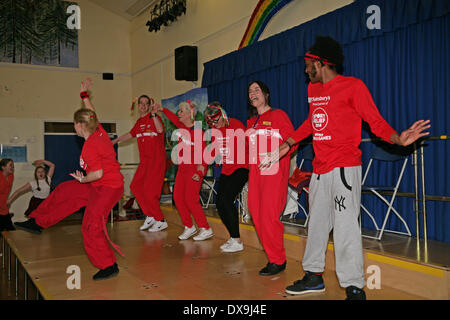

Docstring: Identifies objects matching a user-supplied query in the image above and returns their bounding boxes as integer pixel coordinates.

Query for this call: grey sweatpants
[302,166,365,289]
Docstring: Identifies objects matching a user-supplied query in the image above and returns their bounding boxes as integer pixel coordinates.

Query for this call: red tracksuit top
[130,114,165,160]
[162,109,207,170]
[291,75,397,174]
[210,117,248,176]
[246,108,295,167]
[80,124,124,188]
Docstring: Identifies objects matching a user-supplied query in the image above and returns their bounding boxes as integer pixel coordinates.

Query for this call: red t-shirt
[130,114,165,160]
[0,172,13,215]
[80,124,124,188]
[246,108,295,168]
[291,75,397,174]
[162,108,206,169]
[209,117,248,176]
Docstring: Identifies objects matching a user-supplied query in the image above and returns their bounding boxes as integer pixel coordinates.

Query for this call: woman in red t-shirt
[0,158,15,231]
[15,78,124,281]
[112,95,167,232]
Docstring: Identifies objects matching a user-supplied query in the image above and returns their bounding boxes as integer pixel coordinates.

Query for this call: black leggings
[216,168,249,238]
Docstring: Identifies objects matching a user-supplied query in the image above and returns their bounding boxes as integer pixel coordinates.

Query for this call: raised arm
[80,77,95,112]
[34,159,55,179]
[154,103,186,129]
[150,103,164,134]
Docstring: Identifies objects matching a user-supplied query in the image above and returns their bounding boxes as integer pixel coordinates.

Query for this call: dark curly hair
[308,36,344,74]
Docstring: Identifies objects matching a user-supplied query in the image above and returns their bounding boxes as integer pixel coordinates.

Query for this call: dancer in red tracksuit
[15,78,124,281]
[154,101,214,241]
[246,81,295,276]
[112,95,167,232]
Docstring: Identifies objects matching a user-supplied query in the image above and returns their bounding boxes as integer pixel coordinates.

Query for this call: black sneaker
[93,263,119,281]
[14,218,42,235]
[285,271,325,295]
[345,286,366,300]
[258,261,286,276]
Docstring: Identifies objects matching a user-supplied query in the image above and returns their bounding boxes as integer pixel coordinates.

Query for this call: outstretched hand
[258,149,280,170]
[69,170,85,183]
[396,120,431,146]
[80,78,92,93]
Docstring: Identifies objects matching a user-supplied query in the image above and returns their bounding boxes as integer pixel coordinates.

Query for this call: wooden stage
[1,204,449,300]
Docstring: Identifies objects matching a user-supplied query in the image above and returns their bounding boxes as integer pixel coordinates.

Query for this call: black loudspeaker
[175,46,198,81]
[102,73,114,80]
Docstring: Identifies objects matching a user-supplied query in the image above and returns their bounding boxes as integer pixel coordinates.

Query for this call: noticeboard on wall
[0,145,27,163]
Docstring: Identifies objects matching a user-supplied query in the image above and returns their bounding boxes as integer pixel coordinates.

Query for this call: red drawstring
[102,218,125,257]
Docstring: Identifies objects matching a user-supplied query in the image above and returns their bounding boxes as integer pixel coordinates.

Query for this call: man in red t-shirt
[260,36,430,300]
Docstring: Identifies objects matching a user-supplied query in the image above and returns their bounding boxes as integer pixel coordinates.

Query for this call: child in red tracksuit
[246,81,295,276]
[15,78,124,281]
[155,101,214,241]
[112,95,167,232]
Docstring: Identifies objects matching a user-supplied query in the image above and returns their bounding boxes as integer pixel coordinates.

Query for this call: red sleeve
[162,108,186,129]
[129,119,139,137]
[352,80,397,143]
[290,115,313,144]
[83,143,102,172]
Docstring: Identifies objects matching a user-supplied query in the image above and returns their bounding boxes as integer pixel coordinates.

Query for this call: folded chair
[285,145,314,227]
[360,146,412,240]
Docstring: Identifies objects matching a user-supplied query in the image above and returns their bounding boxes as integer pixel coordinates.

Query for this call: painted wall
[0,0,137,221]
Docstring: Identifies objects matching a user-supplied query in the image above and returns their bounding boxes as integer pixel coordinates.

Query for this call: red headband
[304,53,336,66]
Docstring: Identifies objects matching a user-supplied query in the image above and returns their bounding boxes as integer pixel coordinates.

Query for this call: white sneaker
[148,220,168,232]
[140,216,155,230]
[220,238,234,250]
[193,228,214,241]
[178,226,197,240]
[221,238,244,253]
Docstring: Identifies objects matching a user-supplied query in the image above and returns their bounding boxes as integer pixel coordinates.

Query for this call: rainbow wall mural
[238,0,293,49]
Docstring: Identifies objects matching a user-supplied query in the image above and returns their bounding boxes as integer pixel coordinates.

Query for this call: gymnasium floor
[3,204,447,300]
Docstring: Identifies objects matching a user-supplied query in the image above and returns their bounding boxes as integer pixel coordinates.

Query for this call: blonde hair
[73,108,99,134]
[179,100,197,121]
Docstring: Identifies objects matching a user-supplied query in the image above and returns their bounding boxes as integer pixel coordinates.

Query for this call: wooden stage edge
[1,203,449,300]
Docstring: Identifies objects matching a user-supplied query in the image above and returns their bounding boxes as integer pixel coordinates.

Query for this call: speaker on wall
[175,46,198,81]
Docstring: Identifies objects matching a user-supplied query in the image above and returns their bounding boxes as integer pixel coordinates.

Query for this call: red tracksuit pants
[247,157,290,265]
[173,164,210,229]
[29,180,124,270]
[130,156,165,221]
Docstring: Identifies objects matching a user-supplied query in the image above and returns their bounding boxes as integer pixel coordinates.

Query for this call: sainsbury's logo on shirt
[79,157,87,170]
[308,96,331,103]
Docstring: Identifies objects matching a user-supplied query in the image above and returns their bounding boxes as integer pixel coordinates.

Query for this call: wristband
[80,91,89,100]
[285,140,292,149]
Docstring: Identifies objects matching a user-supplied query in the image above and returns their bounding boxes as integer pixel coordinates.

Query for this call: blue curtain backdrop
[201,0,450,242]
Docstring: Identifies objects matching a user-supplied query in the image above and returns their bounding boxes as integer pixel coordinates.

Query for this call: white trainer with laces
[148,220,168,232]
[178,226,197,240]
[140,216,155,230]
[193,228,214,241]
[220,238,234,250]
[221,238,244,252]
